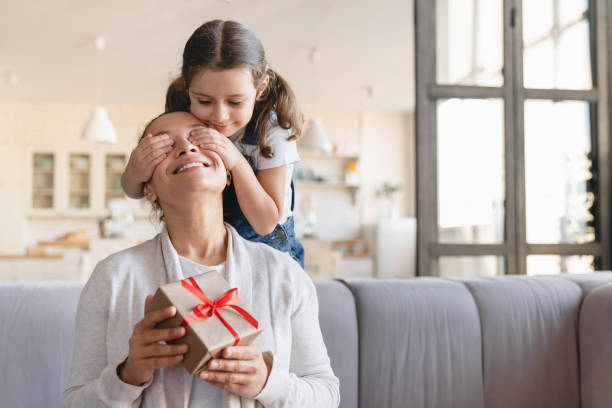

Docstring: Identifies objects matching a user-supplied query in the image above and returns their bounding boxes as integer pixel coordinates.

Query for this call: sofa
[2,273,612,408]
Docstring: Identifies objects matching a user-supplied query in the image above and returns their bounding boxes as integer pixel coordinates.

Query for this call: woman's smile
[173,159,213,175]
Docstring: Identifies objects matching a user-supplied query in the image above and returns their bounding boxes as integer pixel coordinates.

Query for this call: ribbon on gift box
[179,277,259,346]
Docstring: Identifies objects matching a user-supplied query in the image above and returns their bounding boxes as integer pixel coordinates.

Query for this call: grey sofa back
[3,274,612,408]
[0,280,359,408]
[346,278,484,408]
[0,282,82,408]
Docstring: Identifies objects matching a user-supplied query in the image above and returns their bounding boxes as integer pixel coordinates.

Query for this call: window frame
[415,0,610,275]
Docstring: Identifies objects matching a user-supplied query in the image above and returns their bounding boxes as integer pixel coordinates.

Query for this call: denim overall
[223,118,305,268]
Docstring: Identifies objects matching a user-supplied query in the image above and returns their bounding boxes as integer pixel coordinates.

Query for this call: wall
[0,99,162,253]
[300,111,414,248]
[0,100,415,256]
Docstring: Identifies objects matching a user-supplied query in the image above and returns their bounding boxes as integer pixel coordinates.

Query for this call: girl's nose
[212,105,229,122]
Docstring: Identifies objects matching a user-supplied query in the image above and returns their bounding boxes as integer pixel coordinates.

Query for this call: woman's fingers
[135,306,176,333]
[200,370,251,385]
[140,326,186,345]
[206,358,256,374]
[135,342,188,359]
[223,346,260,360]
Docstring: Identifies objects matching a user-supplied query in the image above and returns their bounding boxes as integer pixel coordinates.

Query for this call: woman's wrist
[117,358,148,386]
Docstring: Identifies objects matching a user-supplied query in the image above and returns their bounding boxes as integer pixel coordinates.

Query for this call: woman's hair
[165,19,303,158]
[138,112,172,223]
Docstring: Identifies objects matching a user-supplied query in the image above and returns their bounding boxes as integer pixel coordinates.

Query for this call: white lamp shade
[299,118,332,153]
[82,105,118,143]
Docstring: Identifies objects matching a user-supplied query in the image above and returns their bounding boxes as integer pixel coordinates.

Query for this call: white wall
[0,99,162,253]
[0,100,414,255]
[299,110,415,251]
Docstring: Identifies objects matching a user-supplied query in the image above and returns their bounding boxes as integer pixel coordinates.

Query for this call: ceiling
[0,0,414,111]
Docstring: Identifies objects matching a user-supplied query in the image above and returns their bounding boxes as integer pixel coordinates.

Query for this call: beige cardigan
[62,224,339,408]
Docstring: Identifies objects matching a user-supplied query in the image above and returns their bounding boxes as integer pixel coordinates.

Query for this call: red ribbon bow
[179,277,259,346]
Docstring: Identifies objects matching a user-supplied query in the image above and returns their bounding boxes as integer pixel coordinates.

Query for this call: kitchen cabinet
[68,153,92,209]
[26,149,146,218]
[31,152,56,209]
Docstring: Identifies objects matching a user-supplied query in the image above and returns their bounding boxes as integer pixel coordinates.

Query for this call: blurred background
[1,0,607,281]
[0,0,415,281]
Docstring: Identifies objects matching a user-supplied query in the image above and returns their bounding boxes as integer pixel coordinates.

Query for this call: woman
[62,111,339,407]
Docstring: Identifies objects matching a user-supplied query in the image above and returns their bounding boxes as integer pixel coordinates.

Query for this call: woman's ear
[256,75,270,100]
[143,183,158,203]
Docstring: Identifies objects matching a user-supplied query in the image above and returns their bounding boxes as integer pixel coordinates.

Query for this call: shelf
[295,181,360,189]
[0,254,62,260]
[38,239,90,249]
[300,152,359,161]
[27,210,108,220]
[295,181,360,204]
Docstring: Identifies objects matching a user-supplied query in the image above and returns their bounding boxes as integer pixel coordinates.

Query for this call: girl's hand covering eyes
[126,134,174,183]
[189,127,246,171]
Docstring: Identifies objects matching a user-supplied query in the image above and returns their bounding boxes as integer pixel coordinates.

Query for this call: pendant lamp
[299,46,332,154]
[83,105,118,143]
[299,118,333,153]
[82,36,118,143]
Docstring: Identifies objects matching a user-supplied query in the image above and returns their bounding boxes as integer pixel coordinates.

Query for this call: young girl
[121,20,305,267]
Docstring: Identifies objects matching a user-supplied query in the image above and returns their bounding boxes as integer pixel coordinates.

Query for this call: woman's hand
[189,127,246,171]
[198,345,272,398]
[118,295,188,386]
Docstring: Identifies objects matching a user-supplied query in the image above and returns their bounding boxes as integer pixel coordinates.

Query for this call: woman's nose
[175,138,198,156]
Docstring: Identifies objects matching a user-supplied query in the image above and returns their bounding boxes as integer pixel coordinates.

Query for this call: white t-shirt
[229,121,300,224]
[178,256,225,406]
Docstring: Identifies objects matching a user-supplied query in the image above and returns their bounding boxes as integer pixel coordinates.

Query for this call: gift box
[147,271,262,375]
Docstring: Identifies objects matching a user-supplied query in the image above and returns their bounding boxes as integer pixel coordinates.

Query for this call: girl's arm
[189,127,287,236]
[232,160,286,235]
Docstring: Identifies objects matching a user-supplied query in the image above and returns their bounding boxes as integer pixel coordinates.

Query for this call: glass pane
[69,154,91,209]
[105,154,126,206]
[437,99,505,243]
[527,255,595,275]
[436,0,503,86]
[525,100,595,244]
[438,256,504,277]
[523,1,592,89]
[32,153,54,209]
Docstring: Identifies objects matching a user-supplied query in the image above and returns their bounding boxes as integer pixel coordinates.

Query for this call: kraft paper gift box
[147,271,262,375]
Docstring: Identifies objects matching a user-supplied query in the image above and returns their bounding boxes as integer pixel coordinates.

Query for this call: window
[415,0,610,275]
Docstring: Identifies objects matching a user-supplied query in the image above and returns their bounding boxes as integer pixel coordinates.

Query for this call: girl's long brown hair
[165,20,303,158]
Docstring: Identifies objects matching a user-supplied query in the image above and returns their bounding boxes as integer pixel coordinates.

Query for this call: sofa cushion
[458,276,581,408]
[0,281,83,408]
[577,282,612,408]
[0,280,357,408]
[346,278,484,408]
[556,271,612,294]
[315,280,358,408]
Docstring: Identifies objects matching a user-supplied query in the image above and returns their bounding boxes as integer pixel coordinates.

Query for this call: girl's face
[188,66,263,137]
